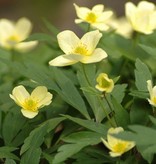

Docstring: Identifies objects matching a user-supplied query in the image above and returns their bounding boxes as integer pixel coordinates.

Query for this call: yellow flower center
[100,78,111,88]
[113,142,128,153]
[86,12,97,23]
[6,35,20,46]
[23,98,38,112]
[152,97,156,104]
[73,44,90,56]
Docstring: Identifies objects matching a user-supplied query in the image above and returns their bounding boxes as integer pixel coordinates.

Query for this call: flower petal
[101,138,113,151]
[109,151,123,157]
[49,54,78,66]
[10,85,30,106]
[92,23,110,31]
[57,30,80,54]
[81,30,102,53]
[97,11,113,22]
[0,19,14,38]
[21,108,38,119]
[38,92,53,107]
[14,41,38,52]
[74,3,90,20]
[75,19,84,24]
[92,4,104,13]
[31,86,52,107]
[147,80,153,96]
[80,48,107,64]
[125,2,136,18]
[138,1,155,11]
[15,17,32,40]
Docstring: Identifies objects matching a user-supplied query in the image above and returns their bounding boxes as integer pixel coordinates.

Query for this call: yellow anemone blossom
[10,85,53,119]
[95,73,114,93]
[125,1,156,34]
[49,30,107,66]
[107,16,132,38]
[74,4,113,31]
[101,127,135,157]
[147,80,156,107]
[0,17,38,52]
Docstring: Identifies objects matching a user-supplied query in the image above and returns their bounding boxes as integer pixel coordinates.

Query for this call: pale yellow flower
[101,127,135,157]
[10,85,53,119]
[49,30,107,66]
[125,1,156,34]
[107,16,132,38]
[0,17,38,52]
[74,4,113,31]
[147,80,156,107]
[95,73,114,93]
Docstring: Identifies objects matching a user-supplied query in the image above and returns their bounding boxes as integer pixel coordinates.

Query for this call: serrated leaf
[111,96,130,127]
[53,143,87,164]
[135,59,152,91]
[52,67,90,120]
[77,64,105,122]
[20,117,65,155]
[62,115,107,135]
[111,84,127,103]
[130,99,150,125]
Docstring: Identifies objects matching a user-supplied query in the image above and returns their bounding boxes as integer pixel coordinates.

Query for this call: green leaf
[130,99,150,125]
[52,67,90,120]
[56,131,103,163]
[5,159,16,164]
[53,143,87,164]
[111,96,130,128]
[130,90,148,99]
[134,58,152,91]
[149,115,156,125]
[20,117,65,155]
[111,84,127,103]
[137,145,156,164]
[62,115,107,135]
[2,109,27,146]
[0,147,19,161]
[20,148,41,164]
[77,64,105,122]
[139,44,156,58]
[23,33,53,42]
[63,131,102,145]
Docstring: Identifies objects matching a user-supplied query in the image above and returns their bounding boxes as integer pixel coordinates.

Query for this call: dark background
[0,0,155,33]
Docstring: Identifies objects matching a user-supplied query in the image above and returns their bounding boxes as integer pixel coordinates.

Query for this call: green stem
[82,64,92,86]
[87,23,91,32]
[81,63,115,126]
[97,96,115,127]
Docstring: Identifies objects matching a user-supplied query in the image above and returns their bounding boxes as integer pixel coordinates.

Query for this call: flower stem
[81,63,115,126]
